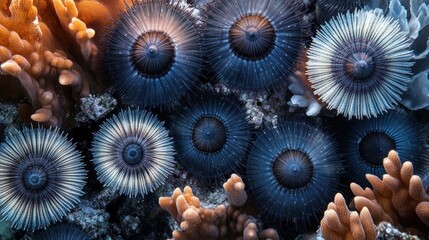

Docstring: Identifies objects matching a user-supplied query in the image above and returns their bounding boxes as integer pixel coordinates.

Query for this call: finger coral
[100,1,203,108]
[170,90,251,180]
[204,0,307,90]
[0,127,87,231]
[91,108,176,197]
[307,9,413,119]
[321,150,429,239]
[159,174,279,240]
[0,0,99,125]
[246,120,342,229]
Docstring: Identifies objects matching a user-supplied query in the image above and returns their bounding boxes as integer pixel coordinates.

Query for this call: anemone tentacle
[204,0,307,90]
[91,108,175,197]
[307,10,413,119]
[317,0,370,13]
[246,120,341,229]
[170,90,251,180]
[33,224,90,240]
[0,127,87,231]
[340,110,428,187]
[100,2,203,108]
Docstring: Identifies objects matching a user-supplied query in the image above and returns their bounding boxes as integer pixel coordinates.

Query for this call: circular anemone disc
[131,31,175,78]
[246,121,341,229]
[317,0,370,13]
[22,164,49,191]
[101,2,203,108]
[273,150,314,189]
[192,117,228,153]
[170,90,251,180]
[205,0,305,90]
[0,127,86,231]
[229,15,276,60]
[340,111,428,187]
[33,224,91,240]
[91,109,176,197]
[307,10,413,119]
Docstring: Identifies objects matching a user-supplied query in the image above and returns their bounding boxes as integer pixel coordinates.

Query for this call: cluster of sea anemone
[0,0,429,239]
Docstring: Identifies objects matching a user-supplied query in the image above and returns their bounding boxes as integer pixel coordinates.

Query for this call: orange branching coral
[159,174,279,240]
[321,193,376,240]
[321,150,429,239]
[0,0,121,125]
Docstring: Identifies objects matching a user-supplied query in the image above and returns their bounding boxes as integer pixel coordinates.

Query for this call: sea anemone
[204,0,306,90]
[246,120,341,229]
[317,0,370,13]
[339,110,427,187]
[0,127,87,231]
[33,224,90,240]
[170,90,251,180]
[307,10,414,119]
[100,1,203,108]
[91,108,175,197]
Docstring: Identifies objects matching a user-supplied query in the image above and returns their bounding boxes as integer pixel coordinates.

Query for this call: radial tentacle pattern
[33,224,90,240]
[204,0,306,90]
[100,1,203,108]
[91,108,175,197]
[170,90,251,180]
[247,121,342,227]
[340,110,428,187]
[246,120,341,229]
[0,127,87,231]
[317,0,370,13]
[307,10,413,119]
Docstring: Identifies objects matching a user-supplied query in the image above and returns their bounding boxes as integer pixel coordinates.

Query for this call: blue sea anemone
[91,108,175,197]
[307,10,414,119]
[246,120,341,229]
[317,0,370,13]
[170,90,251,180]
[204,0,306,90]
[0,127,87,231]
[340,110,427,187]
[100,2,203,108]
[33,224,90,240]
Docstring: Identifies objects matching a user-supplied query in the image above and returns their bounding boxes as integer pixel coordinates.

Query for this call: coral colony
[1,0,429,239]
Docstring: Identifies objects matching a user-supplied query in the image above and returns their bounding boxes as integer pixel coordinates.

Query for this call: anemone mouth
[131,31,175,78]
[22,163,49,191]
[192,116,228,153]
[122,143,145,166]
[358,132,396,166]
[332,38,382,90]
[229,15,276,60]
[273,150,314,189]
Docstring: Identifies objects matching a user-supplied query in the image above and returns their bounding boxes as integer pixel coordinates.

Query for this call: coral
[339,110,427,187]
[288,48,322,116]
[33,223,90,240]
[246,120,342,229]
[320,193,376,240]
[0,0,98,125]
[0,127,87,231]
[99,1,203,108]
[91,108,176,197]
[159,174,279,240]
[321,150,429,239]
[170,90,251,180]
[204,0,307,90]
[307,9,413,119]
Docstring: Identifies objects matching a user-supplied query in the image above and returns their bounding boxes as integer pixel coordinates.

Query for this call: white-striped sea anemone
[307,10,413,119]
[91,108,175,197]
[0,127,87,231]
